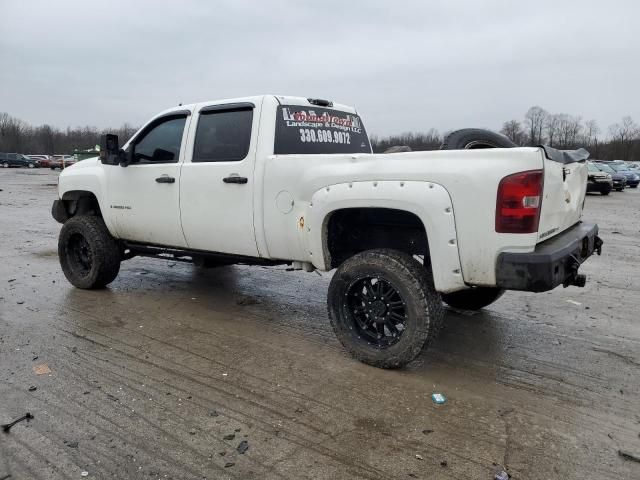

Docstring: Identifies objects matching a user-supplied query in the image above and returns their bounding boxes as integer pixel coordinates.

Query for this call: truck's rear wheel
[440,129,516,150]
[58,215,121,289]
[327,249,443,369]
[442,287,505,310]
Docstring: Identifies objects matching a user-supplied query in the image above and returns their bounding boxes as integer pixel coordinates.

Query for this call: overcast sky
[1,0,638,136]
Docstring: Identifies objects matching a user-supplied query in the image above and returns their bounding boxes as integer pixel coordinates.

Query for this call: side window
[192,108,253,162]
[132,116,187,164]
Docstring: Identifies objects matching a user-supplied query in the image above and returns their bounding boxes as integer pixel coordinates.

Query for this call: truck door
[179,102,259,256]
[104,112,190,248]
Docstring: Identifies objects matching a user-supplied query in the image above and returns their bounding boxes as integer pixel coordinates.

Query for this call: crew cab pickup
[52,95,602,368]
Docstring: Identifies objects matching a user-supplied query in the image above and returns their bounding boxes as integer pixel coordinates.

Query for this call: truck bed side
[260,147,547,290]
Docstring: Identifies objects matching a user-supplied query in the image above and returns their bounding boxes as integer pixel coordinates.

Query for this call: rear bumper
[495,222,602,292]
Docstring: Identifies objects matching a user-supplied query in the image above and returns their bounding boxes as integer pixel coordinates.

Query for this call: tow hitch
[594,236,603,255]
[563,235,603,288]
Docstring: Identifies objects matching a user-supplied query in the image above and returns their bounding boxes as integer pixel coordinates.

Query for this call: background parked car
[594,162,626,191]
[624,162,640,174]
[586,162,613,195]
[606,162,640,188]
[0,152,39,168]
[26,154,51,167]
[49,155,76,170]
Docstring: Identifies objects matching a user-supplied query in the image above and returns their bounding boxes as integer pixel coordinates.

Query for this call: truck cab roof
[155,95,358,118]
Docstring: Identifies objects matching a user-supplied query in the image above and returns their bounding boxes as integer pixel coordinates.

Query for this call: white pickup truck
[52,95,602,368]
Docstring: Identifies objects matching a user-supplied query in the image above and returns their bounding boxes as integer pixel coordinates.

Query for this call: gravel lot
[1,168,639,480]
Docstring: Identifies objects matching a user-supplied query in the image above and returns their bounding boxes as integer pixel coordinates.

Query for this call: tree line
[371,107,640,161]
[0,112,138,156]
[1,107,639,161]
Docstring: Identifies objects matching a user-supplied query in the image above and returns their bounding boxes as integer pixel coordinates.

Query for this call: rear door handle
[223,176,248,184]
[155,176,175,183]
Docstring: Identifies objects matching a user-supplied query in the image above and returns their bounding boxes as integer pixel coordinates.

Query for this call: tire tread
[328,249,443,369]
[58,215,120,289]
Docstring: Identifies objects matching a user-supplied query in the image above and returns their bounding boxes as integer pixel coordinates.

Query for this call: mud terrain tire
[441,129,516,150]
[58,215,121,289]
[328,249,443,369]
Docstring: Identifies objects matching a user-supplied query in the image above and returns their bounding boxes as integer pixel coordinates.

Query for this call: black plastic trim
[126,112,190,151]
[495,222,601,292]
[307,98,333,107]
[122,241,284,267]
[51,199,69,224]
[164,109,191,117]
[199,102,255,113]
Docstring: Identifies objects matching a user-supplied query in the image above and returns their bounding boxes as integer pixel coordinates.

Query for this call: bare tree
[557,114,583,149]
[500,120,525,145]
[371,129,442,153]
[524,106,547,145]
[608,116,639,160]
[545,114,560,147]
[584,119,599,142]
[0,111,140,155]
[582,119,600,157]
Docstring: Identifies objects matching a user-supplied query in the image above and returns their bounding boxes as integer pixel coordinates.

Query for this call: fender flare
[305,180,466,293]
[57,187,118,237]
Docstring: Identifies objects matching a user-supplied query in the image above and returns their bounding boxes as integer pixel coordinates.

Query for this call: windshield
[595,163,615,174]
[610,163,629,172]
[274,105,371,155]
[587,163,601,172]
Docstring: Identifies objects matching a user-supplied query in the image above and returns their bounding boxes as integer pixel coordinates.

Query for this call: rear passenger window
[192,108,253,162]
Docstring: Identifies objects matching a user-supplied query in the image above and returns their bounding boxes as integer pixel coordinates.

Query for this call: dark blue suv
[0,153,39,168]
[607,161,640,188]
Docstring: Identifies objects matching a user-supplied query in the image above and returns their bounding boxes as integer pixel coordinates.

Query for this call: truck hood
[61,157,99,172]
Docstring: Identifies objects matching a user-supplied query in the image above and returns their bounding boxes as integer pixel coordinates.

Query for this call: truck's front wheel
[441,287,505,310]
[327,249,443,369]
[58,215,121,289]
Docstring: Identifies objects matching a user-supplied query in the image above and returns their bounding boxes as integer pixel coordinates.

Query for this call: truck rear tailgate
[536,147,588,242]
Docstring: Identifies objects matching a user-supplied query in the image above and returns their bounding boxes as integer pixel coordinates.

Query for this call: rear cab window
[274,105,371,155]
[193,107,253,162]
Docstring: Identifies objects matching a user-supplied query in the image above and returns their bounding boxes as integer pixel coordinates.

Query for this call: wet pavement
[1,168,639,479]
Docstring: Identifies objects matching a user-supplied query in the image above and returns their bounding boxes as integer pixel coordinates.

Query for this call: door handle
[223,176,248,184]
[155,176,175,183]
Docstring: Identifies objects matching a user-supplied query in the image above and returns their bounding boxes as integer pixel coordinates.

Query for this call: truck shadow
[60,261,510,375]
[414,307,510,373]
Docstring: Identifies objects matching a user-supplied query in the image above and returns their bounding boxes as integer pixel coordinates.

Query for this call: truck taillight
[495,170,543,233]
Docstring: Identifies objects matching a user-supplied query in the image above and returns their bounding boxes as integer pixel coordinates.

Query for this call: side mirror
[119,148,133,167]
[100,134,120,165]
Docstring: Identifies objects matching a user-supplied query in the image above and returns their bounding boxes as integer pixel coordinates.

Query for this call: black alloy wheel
[346,275,407,348]
[65,233,94,277]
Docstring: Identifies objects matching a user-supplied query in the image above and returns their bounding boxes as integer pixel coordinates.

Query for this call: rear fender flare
[306,180,466,293]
